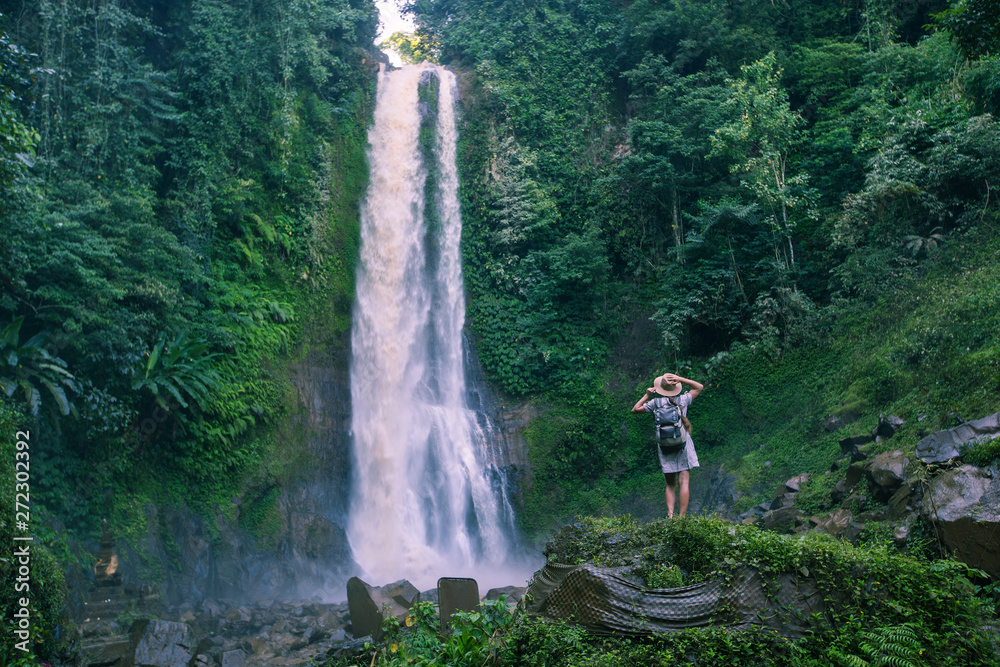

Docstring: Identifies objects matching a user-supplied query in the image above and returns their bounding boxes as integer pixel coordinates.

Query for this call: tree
[381,30,440,64]
[712,52,815,279]
[0,22,37,189]
[934,0,1000,60]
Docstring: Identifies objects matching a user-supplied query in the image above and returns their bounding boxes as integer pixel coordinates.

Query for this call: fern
[833,623,923,667]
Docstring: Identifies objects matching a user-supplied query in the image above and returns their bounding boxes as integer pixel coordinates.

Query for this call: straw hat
[652,374,683,397]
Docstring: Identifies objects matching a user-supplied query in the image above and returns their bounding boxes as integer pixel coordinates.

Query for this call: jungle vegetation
[1,0,377,658]
[401,0,1000,532]
[1,0,999,661]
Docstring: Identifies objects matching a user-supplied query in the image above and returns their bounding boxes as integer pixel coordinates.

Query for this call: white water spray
[348,64,517,591]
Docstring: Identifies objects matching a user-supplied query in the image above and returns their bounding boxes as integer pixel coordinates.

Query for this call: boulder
[81,637,133,666]
[485,586,527,603]
[845,520,866,544]
[887,481,919,519]
[219,649,245,667]
[199,599,224,618]
[82,619,120,638]
[382,579,421,608]
[327,636,372,663]
[438,577,481,631]
[782,473,810,494]
[916,411,1000,464]
[872,414,905,440]
[893,522,911,550]
[921,464,1000,579]
[346,577,414,641]
[815,509,854,538]
[305,626,328,645]
[830,464,866,504]
[840,434,874,450]
[129,620,195,667]
[770,492,798,511]
[865,450,908,502]
[758,507,805,534]
[830,479,852,504]
[857,509,888,523]
[316,611,342,630]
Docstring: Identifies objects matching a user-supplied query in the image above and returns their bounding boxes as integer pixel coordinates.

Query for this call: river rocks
[921,464,1000,579]
[346,577,417,641]
[81,636,133,667]
[864,450,908,502]
[485,586,527,603]
[916,410,1000,464]
[130,620,195,667]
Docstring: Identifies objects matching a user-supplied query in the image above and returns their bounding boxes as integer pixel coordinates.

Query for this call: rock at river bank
[485,585,527,603]
[130,619,195,667]
[921,464,1000,579]
[346,577,419,641]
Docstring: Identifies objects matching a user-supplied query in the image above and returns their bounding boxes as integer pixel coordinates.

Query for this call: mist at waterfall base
[346,63,537,594]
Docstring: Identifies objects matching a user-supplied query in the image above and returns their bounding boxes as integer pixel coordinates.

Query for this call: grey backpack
[652,396,685,453]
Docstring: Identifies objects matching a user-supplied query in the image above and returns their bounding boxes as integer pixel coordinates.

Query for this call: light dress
[644,391,699,474]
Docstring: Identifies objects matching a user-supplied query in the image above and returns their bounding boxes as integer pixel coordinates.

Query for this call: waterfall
[348,64,517,591]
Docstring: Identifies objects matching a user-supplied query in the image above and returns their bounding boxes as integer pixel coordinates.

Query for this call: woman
[631,373,704,518]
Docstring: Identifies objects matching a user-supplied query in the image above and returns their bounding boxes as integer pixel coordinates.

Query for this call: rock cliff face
[102,334,358,610]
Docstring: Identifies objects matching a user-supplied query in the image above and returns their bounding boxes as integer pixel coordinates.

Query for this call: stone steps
[87,588,130,603]
[80,598,135,620]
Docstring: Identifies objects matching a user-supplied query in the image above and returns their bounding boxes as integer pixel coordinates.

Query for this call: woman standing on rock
[631,373,704,518]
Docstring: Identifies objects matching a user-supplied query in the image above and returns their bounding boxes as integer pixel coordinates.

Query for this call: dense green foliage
[2,0,1000,660]
[401,0,1000,534]
[0,0,377,628]
[332,516,999,666]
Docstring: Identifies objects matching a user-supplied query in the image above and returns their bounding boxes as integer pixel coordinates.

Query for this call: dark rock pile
[80,596,352,666]
[78,579,527,666]
[745,410,1000,581]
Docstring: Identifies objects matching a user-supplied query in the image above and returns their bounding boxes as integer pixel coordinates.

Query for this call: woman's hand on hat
[663,373,681,383]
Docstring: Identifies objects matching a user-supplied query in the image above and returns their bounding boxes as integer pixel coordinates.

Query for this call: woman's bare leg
[664,473,677,518]
[678,470,690,518]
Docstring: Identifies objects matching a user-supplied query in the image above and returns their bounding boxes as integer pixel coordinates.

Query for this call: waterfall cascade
[348,64,519,591]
